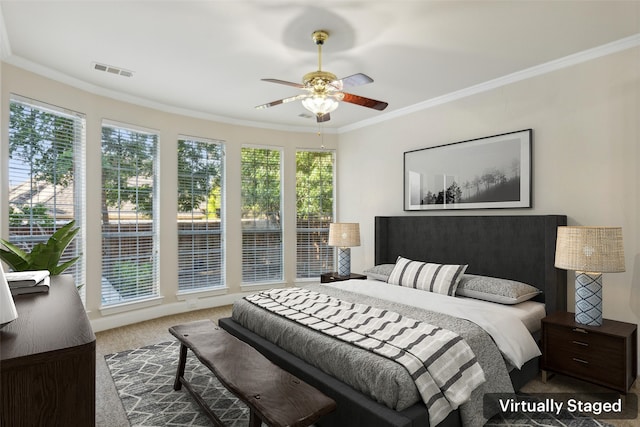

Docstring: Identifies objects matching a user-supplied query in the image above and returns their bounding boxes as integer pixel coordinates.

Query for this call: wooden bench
[169,320,336,427]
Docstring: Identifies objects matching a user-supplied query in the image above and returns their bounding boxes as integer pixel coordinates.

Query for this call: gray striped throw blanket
[245,287,486,426]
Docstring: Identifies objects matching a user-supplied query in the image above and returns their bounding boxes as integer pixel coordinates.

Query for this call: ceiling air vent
[92,62,134,78]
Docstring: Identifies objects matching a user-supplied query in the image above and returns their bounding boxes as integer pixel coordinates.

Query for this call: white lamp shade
[555,226,625,273]
[0,263,18,328]
[328,223,360,248]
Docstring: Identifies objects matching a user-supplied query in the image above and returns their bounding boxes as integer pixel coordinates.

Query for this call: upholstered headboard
[375,215,567,313]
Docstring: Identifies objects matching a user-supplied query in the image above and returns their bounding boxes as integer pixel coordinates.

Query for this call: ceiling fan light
[301,95,340,116]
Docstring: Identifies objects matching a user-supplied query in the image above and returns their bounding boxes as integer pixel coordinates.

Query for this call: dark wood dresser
[541,311,637,393]
[1,275,96,426]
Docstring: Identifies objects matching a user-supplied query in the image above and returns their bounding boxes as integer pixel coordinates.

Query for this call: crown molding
[339,33,640,134]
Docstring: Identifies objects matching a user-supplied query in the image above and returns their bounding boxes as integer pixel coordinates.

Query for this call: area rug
[105,341,249,426]
[105,341,615,427]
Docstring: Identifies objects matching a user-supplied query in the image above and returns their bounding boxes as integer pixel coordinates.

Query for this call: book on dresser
[10,276,51,295]
[5,270,50,295]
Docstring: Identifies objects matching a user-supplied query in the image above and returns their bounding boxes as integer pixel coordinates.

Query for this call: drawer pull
[572,340,589,347]
[572,357,589,365]
[572,328,588,334]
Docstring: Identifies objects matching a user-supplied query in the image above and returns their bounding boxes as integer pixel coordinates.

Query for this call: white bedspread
[323,279,541,369]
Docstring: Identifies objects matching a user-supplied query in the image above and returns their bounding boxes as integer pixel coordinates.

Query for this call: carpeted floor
[95,306,638,427]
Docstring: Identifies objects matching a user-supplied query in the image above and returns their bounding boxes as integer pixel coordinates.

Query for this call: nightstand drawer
[545,324,625,358]
[544,347,624,387]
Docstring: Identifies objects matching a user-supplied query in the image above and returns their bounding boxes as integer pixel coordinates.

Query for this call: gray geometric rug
[105,341,249,426]
[105,341,615,427]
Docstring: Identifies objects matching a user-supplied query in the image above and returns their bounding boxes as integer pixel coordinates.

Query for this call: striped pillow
[388,256,468,296]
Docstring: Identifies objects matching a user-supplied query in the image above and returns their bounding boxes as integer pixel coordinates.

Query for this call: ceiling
[1,1,638,131]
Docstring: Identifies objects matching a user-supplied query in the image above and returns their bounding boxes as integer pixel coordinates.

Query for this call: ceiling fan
[255,30,388,123]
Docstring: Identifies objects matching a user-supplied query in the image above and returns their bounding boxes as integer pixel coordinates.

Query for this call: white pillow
[387,256,467,296]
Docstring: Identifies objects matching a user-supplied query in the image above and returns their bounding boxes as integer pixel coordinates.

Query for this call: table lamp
[328,223,360,277]
[555,226,625,326]
[0,262,18,328]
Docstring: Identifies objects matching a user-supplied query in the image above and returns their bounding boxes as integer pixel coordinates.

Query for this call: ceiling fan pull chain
[317,124,325,149]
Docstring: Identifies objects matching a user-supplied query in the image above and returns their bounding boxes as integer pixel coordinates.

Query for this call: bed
[219,215,567,427]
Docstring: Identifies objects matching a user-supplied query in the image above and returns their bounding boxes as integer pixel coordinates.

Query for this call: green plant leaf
[48,221,79,255]
[0,221,80,275]
[50,256,80,275]
[0,249,30,271]
[29,243,58,270]
[0,239,32,271]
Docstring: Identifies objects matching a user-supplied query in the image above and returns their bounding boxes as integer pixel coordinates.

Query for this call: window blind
[241,146,282,284]
[101,121,158,305]
[296,150,335,278]
[177,137,225,291]
[7,95,86,292]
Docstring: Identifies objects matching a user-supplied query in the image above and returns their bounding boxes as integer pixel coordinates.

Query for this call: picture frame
[404,129,532,211]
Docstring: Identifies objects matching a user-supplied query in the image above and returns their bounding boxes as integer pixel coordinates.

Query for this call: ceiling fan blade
[342,92,388,111]
[261,78,305,88]
[336,73,374,89]
[255,94,307,109]
[316,113,331,123]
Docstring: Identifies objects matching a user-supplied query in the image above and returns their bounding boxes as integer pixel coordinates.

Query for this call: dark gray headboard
[375,215,567,313]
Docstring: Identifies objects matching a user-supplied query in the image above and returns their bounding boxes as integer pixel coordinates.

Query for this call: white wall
[0,64,338,330]
[338,47,640,366]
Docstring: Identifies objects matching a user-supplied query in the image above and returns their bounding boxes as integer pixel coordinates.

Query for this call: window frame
[176,135,226,294]
[240,144,284,286]
[6,94,86,293]
[100,120,160,307]
[295,149,336,280]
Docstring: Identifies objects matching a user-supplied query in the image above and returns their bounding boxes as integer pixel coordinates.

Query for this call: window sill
[176,287,228,300]
[99,296,164,316]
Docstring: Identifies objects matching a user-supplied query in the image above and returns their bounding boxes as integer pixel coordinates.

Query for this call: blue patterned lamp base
[575,272,603,326]
[337,248,351,277]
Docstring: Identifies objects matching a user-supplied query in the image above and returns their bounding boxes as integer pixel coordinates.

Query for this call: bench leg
[174,343,188,391]
[172,342,227,426]
[249,409,262,427]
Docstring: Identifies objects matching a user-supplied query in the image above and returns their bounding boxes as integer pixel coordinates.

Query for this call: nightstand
[541,311,637,393]
[320,272,367,284]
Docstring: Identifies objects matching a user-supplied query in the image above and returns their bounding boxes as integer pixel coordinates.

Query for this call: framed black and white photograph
[404,129,532,211]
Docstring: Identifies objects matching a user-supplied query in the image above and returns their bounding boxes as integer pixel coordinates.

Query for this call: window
[241,146,282,284]
[296,150,335,278]
[101,122,158,305]
[7,95,85,290]
[177,137,224,292]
